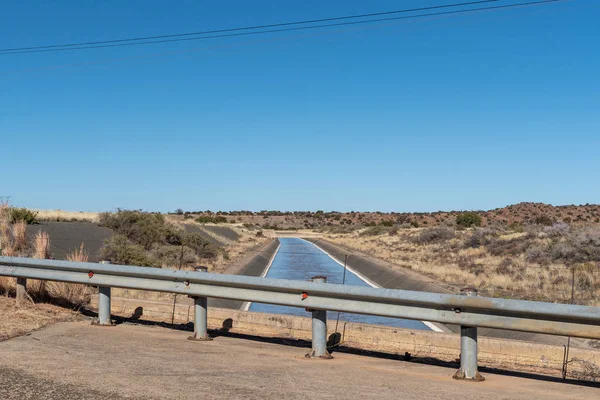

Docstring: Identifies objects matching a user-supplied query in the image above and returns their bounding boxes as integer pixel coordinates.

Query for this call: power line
[0,0,566,75]
[0,1,497,54]
[0,0,563,56]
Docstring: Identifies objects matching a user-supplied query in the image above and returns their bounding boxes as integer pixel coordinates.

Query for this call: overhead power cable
[1,0,564,56]
[0,1,498,54]
[0,0,565,74]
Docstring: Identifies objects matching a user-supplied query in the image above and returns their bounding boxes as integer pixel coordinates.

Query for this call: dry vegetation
[34,209,100,223]
[167,202,600,230]
[0,203,93,308]
[0,296,77,341]
[326,224,600,306]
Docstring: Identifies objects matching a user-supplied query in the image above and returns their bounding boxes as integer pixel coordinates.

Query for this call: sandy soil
[1,321,597,399]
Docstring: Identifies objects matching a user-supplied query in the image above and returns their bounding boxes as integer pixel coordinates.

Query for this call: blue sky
[1,1,598,212]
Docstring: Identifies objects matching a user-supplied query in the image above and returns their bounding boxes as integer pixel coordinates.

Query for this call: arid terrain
[173,202,600,230]
[3,203,600,308]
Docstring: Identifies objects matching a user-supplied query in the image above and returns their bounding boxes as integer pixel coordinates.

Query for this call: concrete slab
[1,322,597,399]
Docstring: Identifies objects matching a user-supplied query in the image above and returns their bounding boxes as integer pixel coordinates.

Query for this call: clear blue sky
[1,1,598,213]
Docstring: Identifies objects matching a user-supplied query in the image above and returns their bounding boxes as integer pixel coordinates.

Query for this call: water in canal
[249,238,429,330]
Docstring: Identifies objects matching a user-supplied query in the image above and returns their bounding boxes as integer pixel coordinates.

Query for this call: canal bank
[208,238,280,309]
[304,238,582,346]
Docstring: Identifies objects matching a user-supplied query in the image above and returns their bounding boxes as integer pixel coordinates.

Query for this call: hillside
[174,202,600,230]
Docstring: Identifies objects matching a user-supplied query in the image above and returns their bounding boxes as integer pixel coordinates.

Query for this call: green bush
[100,235,158,267]
[98,210,218,261]
[534,214,554,226]
[183,233,218,259]
[10,208,38,224]
[151,245,197,267]
[456,212,482,228]
[99,211,165,250]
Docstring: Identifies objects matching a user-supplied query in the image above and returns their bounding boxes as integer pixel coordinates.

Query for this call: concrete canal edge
[91,295,600,379]
[209,238,280,309]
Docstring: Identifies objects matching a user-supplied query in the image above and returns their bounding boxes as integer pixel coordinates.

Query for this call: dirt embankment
[26,221,113,262]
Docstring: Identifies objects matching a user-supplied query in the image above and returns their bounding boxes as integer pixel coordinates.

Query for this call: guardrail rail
[1,256,599,381]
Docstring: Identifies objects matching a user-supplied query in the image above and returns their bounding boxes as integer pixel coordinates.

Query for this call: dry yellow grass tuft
[33,231,51,259]
[67,243,89,262]
[34,209,100,223]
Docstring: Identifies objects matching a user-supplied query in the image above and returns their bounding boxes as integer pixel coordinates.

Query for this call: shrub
[509,222,524,232]
[99,211,166,250]
[457,255,485,276]
[412,227,455,244]
[195,215,228,224]
[360,226,389,236]
[464,228,493,248]
[379,220,394,227]
[183,233,218,259]
[456,212,482,228]
[534,214,555,226]
[487,236,532,257]
[327,225,357,234]
[100,235,157,267]
[542,223,570,238]
[164,227,184,246]
[152,245,197,267]
[10,208,38,224]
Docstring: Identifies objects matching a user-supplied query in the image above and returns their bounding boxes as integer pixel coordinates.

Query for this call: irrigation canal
[249,237,430,330]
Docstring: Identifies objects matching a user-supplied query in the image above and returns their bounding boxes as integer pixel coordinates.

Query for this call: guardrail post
[16,277,27,306]
[95,261,113,326]
[454,287,484,381]
[189,266,212,341]
[306,276,332,359]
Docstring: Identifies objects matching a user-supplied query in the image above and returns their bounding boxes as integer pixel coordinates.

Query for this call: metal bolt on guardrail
[189,266,212,341]
[453,287,484,381]
[94,261,114,326]
[306,276,333,359]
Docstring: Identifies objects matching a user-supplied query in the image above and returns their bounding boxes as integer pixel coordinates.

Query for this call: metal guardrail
[1,256,599,381]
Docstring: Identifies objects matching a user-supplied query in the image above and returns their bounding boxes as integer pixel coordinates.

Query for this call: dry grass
[326,227,600,306]
[67,243,89,262]
[0,296,76,341]
[0,233,92,308]
[0,220,27,257]
[33,231,51,259]
[0,203,11,251]
[34,209,100,223]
